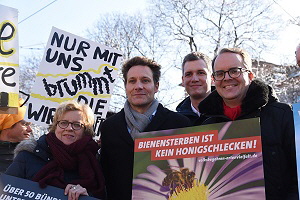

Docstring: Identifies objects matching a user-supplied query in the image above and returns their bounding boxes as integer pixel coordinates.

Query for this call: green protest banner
[132,118,265,199]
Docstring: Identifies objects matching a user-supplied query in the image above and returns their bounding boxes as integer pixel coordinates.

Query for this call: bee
[162,168,195,196]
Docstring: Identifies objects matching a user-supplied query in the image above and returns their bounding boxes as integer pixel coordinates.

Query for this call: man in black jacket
[176,52,212,124]
[0,99,32,173]
[100,56,190,200]
[197,47,299,200]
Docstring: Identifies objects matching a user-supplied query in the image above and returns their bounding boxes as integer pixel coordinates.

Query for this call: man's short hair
[212,48,252,71]
[122,56,161,84]
[182,52,212,74]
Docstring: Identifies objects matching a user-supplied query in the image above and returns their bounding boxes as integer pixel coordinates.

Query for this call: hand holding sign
[0,174,99,200]
[64,184,88,200]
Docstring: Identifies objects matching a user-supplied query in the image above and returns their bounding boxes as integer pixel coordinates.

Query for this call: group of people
[0,46,299,200]
[100,47,299,199]
[5,101,106,199]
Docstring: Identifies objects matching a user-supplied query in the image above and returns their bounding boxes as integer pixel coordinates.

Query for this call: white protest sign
[0,4,19,109]
[26,27,123,137]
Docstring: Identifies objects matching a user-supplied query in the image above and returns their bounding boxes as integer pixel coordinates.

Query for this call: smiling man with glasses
[196,48,299,199]
[212,67,251,81]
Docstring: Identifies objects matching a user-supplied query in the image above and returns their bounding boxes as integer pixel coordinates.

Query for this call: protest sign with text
[132,118,265,199]
[25,27,123,137]
[0,4,19,114]
[0,173,98,200]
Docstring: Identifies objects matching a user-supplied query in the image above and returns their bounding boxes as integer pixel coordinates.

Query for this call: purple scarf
[32,132,105,198]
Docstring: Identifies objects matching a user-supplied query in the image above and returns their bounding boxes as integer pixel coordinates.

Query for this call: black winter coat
[196,80,299,200]
[100,103,191,200]
[0,142,18,173]
[176,97,199,124]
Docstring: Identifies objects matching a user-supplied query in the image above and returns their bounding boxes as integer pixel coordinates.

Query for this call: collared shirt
[191,102,200,117]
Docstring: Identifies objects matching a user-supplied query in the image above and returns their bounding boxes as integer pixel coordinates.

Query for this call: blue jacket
[6,135,80,183]
[176,97,199,124]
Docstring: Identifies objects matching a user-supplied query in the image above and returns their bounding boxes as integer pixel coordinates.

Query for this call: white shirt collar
[191,102,200,117]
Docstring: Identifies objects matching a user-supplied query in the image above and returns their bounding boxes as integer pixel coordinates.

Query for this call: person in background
[0,98,32,173]
[296,43,300,67]
[100,56,190,200]
[176,52,212,124]
[96,111,116,147]
[196,47,298,199]
[6,100,105,200]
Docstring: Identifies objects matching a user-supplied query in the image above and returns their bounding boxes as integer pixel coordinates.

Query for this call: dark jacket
[176,97,199,124]
[5,135,50,179]
[197,80,298,200]
[100,103,191,200]
[0,142,18,173]
[6,135,81,183]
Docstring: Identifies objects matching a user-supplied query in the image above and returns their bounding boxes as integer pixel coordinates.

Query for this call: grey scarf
[124,99,159,139]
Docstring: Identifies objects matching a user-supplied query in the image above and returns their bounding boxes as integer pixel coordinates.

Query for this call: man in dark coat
[0,99,32,173]
[100,56,190,200]
[176,52,212,124]
[196,47,299,200]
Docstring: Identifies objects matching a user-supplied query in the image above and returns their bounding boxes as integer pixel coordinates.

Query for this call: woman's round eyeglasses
[57,120,84,130]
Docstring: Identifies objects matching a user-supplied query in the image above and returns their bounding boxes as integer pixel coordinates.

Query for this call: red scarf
[32,132,105,198]
[223,101,242,120]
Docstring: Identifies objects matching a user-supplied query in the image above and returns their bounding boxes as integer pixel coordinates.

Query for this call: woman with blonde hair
[6,100,105,200]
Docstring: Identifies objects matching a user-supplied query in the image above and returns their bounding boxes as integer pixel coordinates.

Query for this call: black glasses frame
[57,120,84,130]
[212,67,250,81]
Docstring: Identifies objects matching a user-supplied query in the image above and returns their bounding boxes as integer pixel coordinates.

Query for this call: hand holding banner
[0,173,98,200]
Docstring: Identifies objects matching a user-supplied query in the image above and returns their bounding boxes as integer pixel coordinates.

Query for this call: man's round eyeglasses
[57,120,84,130]
[212,67,250,81]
